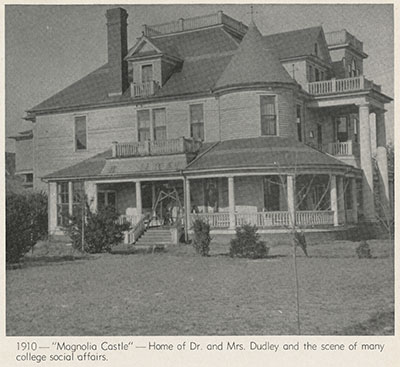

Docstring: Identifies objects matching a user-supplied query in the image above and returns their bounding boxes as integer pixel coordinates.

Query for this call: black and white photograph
[4,1,395,350]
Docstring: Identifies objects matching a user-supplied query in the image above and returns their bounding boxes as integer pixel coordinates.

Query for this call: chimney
[106,7,129,97]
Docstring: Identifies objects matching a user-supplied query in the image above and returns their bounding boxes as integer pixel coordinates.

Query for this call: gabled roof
[214,22,295,91]
[125,36,182,61]
[185,136,357,173]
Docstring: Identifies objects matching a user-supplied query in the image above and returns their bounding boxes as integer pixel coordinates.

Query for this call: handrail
[123,214,147,245]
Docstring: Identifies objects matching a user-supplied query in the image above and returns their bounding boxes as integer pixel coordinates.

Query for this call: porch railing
[123,214,147,244]
[118,214,142,227]
[112,137,202,158]
[327,141,353,156]
[190,211,334,229]
[190,213,230,228]
[307,76,381,96]
[131,81,159,98]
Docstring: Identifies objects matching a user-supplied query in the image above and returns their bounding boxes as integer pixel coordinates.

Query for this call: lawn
[6,239,394,336]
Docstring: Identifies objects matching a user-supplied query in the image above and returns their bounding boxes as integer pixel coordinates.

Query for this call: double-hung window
[296,104,302,142]
[98,191,116,209]
[260,96,277,136]
[57,182,69,227]
[153,108,167,140]
[75,116,87,151]
[137,110,151,142]
[190,104,204,141]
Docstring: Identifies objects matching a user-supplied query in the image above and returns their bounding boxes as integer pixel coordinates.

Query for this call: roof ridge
[263,25,322,38]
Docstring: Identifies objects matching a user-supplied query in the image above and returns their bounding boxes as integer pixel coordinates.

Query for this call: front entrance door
[151,182,183,226]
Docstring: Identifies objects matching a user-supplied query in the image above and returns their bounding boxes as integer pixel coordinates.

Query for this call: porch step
[134,228,173,247]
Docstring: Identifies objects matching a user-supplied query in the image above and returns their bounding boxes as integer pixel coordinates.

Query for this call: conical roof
[214,21,295,90]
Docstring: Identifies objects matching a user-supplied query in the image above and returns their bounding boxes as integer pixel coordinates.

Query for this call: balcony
[307,76,381,96]
[112,137,202,158]
[142,11,247,37]
[131,81,159,98]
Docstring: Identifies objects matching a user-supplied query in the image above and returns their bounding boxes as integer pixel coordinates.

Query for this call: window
[190,104,204,141]
[25,173,33,183]
[72,181,84,218]
[75,116,87,151]
[308,65,313,82]
[260,96,277,136]
[153,108,167,140]
[141,64,153,83]
[351,59,357,77]
[335,116,349,142]
[352,115,359,143]
[320,71,325,81]
[137,110,150,142]
[315,69,320,82]
[98,191,116,209]
[57,182,69,227]
[263,176,280,211]
[296,105,302,142]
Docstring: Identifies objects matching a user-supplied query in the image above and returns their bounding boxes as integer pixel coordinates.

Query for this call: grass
[6,239,394,336]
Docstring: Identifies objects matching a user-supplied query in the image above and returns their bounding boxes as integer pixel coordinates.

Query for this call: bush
[356,240,372,259]
[192,218,211,256]
[6,191,48,264]
[230,224,269,259]
[66,203,129,253]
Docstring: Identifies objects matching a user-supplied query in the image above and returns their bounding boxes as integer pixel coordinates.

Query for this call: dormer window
[141,65,153,83]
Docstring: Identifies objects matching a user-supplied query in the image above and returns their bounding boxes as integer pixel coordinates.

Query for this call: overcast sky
[4,4,394,151]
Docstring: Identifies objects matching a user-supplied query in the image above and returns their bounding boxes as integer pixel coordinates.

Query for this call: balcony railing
[131,81,159,98]
[112,137,202,158]
[327,141,353,156]
[143,11,247,37]
[325,30,363,52]
[307,76,381,96]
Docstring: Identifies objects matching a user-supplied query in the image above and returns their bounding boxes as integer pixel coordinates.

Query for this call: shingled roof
[28,20,327,114]
[214,22,295,90]
[185,137,357,173]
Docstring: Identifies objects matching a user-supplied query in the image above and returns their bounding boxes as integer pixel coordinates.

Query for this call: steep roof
[214,22,295,90]
[28,23,326,114]
[185,137,357,172]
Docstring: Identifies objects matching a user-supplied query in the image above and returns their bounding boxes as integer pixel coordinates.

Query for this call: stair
[134,227,173,249]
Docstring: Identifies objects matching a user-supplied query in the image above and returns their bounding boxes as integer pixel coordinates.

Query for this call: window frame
[141,64,153,83]
[296,104,303,142]
[152,108,167,141]
[56,181,69,227]
[189,103,205,141]
[260,95,278,136]
[74,115,88,152]
[97,190,117,209]
[137,109,151,142]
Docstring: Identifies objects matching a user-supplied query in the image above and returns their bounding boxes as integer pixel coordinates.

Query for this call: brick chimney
[106,7,128,97]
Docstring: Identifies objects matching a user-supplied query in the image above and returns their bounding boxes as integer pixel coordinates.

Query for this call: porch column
[330,175,339,226]
[151,182,157,217]
[135,181,142,217]
[68,181,73,216]
[228,176,235,229]
[185,178,191,238]
[359,103,375,221]
[376,111,387,148]
[85,181,98,212]
[287,175,295,226]
[350,177,358,223]
[337,176,345,224]
[48,182,58,235]
[376,146,391,219]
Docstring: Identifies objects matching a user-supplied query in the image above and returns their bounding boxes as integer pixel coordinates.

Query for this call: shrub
[6,191,48,264]
[230,224,269,259]
[66,203,129,253]
[356,240,372,259]
[192,218,211,256]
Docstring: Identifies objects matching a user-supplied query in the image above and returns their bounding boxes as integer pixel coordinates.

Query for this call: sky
[4,3,394,152]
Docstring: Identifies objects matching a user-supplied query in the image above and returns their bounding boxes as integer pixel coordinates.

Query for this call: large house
[13,8,393,244]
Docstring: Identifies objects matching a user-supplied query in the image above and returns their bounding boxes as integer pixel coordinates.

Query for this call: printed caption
[14,340,386,363]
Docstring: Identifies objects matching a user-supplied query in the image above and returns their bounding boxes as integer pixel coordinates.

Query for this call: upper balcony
[131,81,160,98]
[307,76,381,96]
[111,137,202,158]
[142,11,247,37]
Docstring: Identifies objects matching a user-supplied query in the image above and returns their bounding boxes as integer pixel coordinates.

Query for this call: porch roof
[184,137,359,174]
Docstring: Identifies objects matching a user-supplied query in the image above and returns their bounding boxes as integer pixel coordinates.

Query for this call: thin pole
[293,241,301,335]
